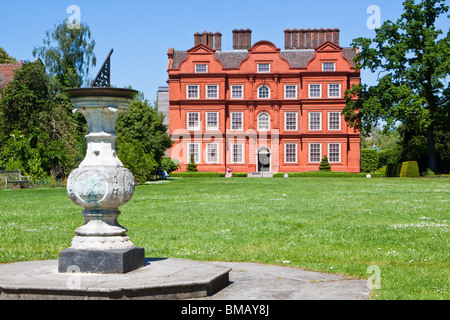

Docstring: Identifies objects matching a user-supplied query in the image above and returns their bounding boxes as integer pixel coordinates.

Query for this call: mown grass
[0,177,448,300]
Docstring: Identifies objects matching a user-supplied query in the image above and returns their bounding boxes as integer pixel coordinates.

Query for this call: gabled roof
[169,44,357,70]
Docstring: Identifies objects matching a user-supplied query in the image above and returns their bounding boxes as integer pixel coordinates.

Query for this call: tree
[319,155,331,171]
[32,21,96,87]
[0,60,81,179]
[0,61,52,137]
[186,154,198,172]
[116,94,173,180]
[343,0,450,173]
[0,47,17,63]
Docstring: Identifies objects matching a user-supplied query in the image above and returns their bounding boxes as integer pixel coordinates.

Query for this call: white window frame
[230,112,243,131]
[327,83,341,98]
[284,143,298,164]
[328,143,341,163]
[186,85,199,99]
[187,143,201,164]
[187,112,201,131]
[257,112,270,131]
[195,64,208,73]
[206,84,219,99]
[205,111,219,130]
[257,63,271,73]
[206,143,219,164]
[284,112,298,131]
[308,112,322,131]
[258,85,270,99]
[328,112,341,131]
[231,85,244,99]
[231,143,245,164]
[284,85,298,99]
[322,62,336,71]
[309,143,322,163]
[308,84,322,98]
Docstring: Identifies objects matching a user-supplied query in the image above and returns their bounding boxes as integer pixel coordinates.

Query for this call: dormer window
[322,62,335,71]
[195,64,208,73]
[257,63,270,73]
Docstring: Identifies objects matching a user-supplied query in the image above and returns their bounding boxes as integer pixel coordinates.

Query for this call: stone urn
[58,87,145,274]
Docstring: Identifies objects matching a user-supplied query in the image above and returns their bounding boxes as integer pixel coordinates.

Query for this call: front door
[258,147,271,172]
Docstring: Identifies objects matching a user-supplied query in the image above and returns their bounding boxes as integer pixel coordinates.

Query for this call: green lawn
[0,177,448,300]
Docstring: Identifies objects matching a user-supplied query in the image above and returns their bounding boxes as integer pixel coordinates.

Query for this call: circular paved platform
[0,258,230,300]
[0,258,371,300]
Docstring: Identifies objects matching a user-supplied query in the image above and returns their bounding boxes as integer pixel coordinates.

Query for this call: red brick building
[166,28,360,174]
[0,61,22,99]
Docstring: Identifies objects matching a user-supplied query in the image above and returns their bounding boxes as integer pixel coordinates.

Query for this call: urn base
[58,246,145,274]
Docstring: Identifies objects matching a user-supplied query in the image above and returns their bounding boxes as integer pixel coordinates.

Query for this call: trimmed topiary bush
[186,154,198,172]
[319,155,331,171]
[386,163,402,177]
[399,161,420,178]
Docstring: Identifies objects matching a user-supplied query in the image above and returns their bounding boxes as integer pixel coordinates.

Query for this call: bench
[0,170,31,189]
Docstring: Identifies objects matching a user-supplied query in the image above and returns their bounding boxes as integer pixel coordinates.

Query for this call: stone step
[247,172,273,178]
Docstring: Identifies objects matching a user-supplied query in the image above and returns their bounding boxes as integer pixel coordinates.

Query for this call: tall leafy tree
[32,21,96,88]
[116,94,173,182]
[343,0,450,172]
[0,47,17,63]
[0,60,80,178]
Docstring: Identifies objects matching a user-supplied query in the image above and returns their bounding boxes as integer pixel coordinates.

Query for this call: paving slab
[0,258,230,300]
[0,259,371,300]
[196,261,371,300]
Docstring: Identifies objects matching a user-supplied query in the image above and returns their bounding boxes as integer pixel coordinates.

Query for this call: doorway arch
[257,146,271,172]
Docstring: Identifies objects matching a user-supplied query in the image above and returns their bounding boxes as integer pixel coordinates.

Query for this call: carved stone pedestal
[59,88,144,274]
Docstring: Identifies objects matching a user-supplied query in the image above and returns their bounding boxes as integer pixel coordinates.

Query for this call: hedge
[169,172,247,178]
[399,161,420,178]
[169,171,382,178]
[386,163,402,177]
[361,149,379,173]
[386,161,420,177]
[273,172,382,178]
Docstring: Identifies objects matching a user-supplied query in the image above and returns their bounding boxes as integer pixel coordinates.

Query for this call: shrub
[169,172,248,178]
[319,155,331,171]
[186,154,198,172]
[385,163,402,177]
[399,161,420,178]
[361,149,379,173]
[273,172,382,178]
[160,156,180,173]
[117,139,157,183]
[376,166,387,177]
[378,149,400,168]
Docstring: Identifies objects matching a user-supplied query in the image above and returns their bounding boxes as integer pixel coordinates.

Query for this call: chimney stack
[214,32,222,51]
[194,31,222,50]
[312,28,318,48]
[318,28,325,45]
[332,28,340,45]
[326,28,333,43]
[233,28,252,50]
[298,29,305,49]
[284,27,341,49]
[291,29,298,49]
[305,28,312,49]
[194,32,201,46]
[284,29,292,49]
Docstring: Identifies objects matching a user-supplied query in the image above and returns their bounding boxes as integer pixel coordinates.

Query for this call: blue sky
[1,0,449,103]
